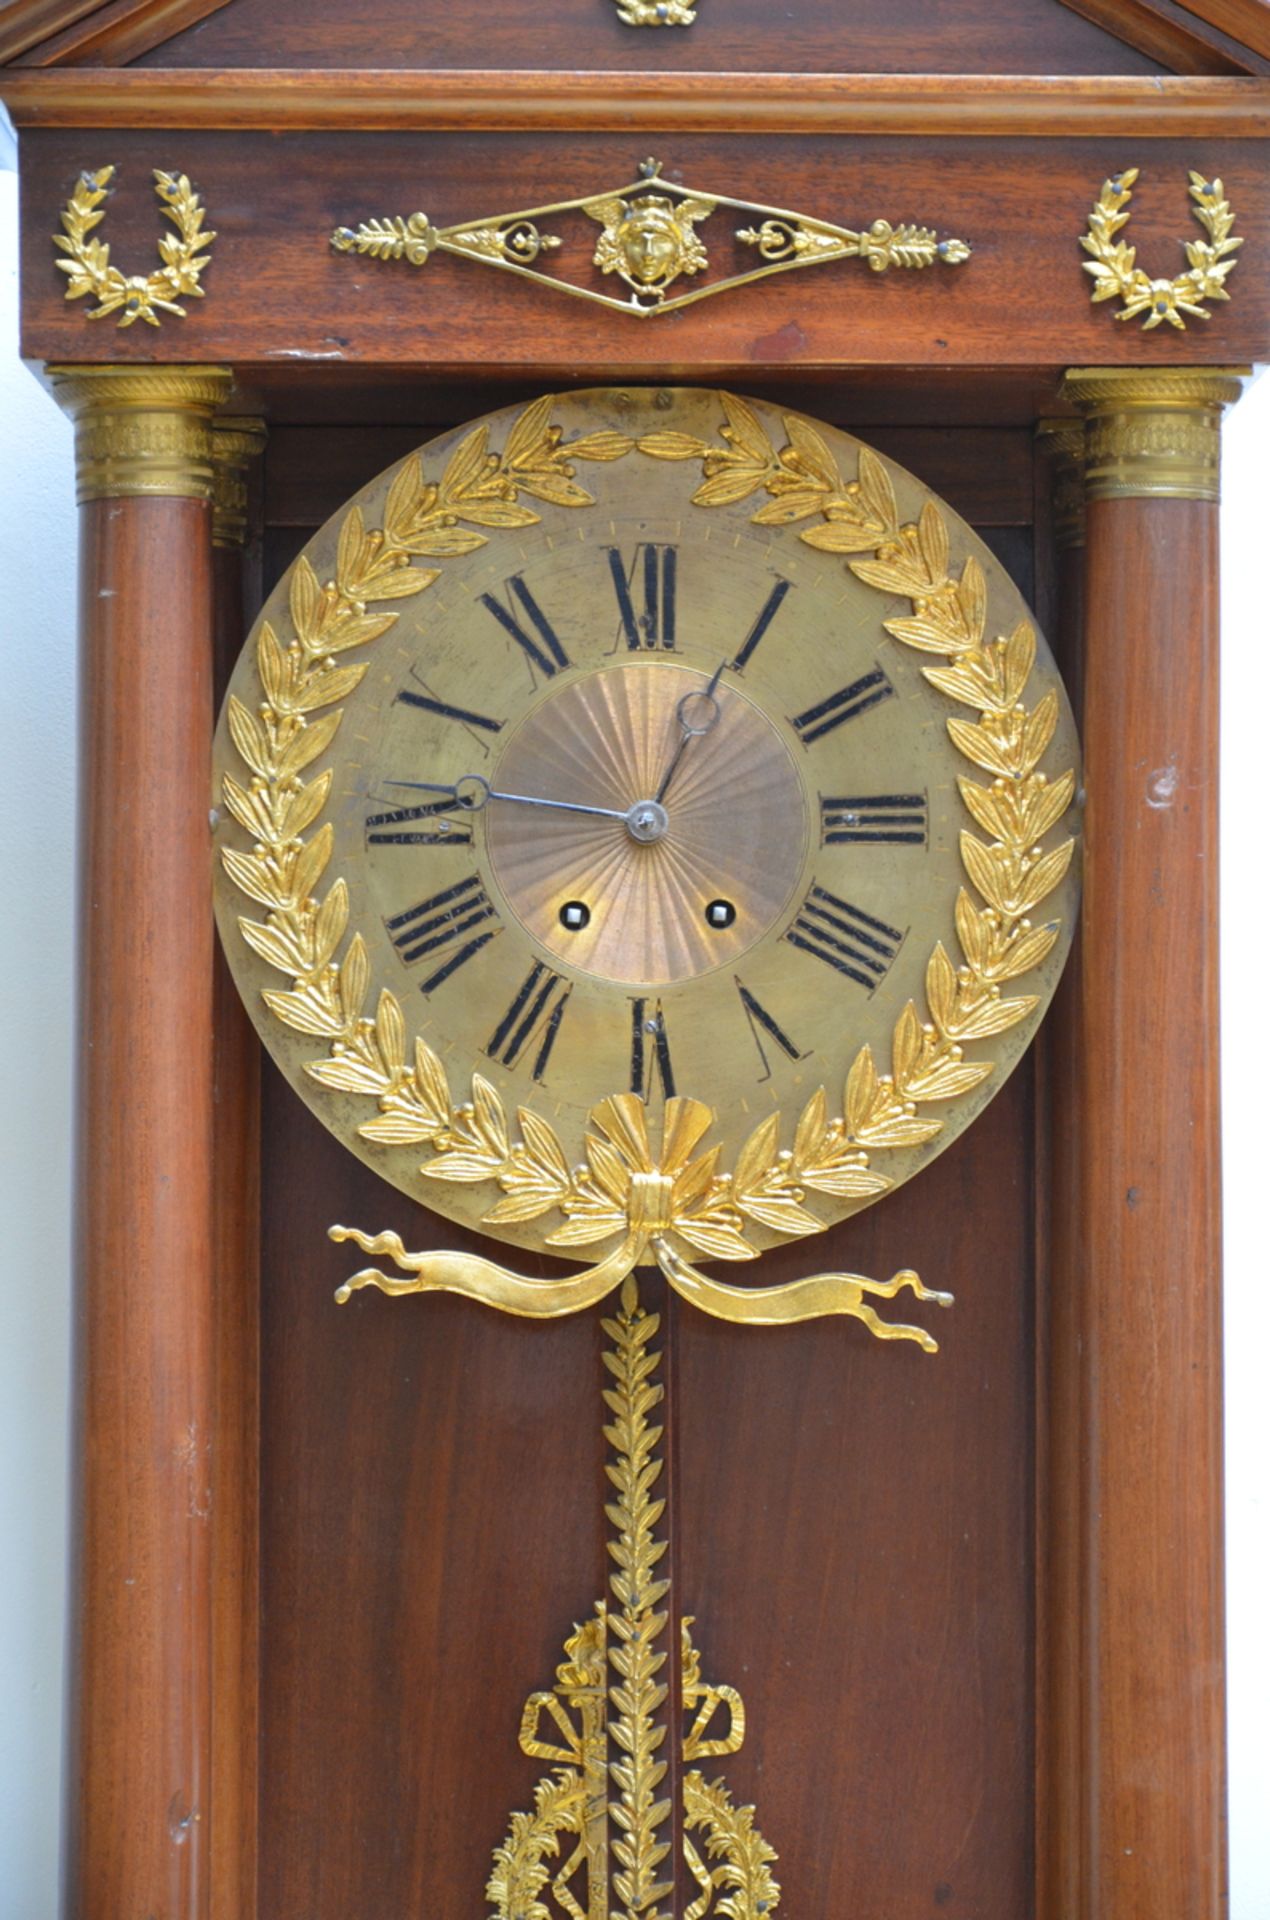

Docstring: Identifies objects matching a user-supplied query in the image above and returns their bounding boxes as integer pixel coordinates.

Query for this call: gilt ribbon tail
[653,1238,953,1352]
[329,1223,644,1319]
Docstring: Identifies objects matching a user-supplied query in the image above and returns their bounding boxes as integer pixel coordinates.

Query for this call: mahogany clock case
[227,400,1059,1919]
[5,0,1249,1910]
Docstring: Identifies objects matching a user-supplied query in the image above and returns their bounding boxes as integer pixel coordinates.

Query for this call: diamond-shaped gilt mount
[331,157,971,318]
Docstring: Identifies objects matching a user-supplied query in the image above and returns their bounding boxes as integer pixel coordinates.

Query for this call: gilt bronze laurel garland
[213,391,1079,1346]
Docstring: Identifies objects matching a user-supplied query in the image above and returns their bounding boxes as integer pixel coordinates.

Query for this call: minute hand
[654,659,726,804]
[387,778,628,823]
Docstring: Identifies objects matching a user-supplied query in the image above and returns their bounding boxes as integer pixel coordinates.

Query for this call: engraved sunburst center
[484,661,808,987]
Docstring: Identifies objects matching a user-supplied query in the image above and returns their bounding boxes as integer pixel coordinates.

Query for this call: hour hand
[387,775,493,811]
[388,776,629,824]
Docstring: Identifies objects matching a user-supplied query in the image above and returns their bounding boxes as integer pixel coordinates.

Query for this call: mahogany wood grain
[240,366,1074,431]
[1031,439,1086,1920]
[16,130,1270,370]
[130,0,1163,73]
[673,1065,1039,1917]
[0,0,109,64]
[68,494,217,1920]
[1075,494,1225,1917]
[7,68,1269,133]
[210,532,261,1920]
[1176,0,1270,56]
[1057,0,1269,71]
[256,1062,611,1920]
[13,0,234,68]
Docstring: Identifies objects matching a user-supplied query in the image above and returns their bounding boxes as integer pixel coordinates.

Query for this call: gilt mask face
[619,199,686,286]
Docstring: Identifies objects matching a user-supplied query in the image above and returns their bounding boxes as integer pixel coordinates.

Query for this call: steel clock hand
[387,776,629,824]
[653,659,726,805]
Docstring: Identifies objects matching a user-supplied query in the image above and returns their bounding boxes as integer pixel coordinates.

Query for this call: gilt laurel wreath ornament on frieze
[53,165,215,327]
[1080,167,1242,331]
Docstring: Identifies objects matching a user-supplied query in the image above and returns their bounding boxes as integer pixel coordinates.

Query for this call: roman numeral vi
[629,998,675,1100]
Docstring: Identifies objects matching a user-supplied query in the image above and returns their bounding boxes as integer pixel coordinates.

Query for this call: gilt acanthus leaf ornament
[331,158,970,316]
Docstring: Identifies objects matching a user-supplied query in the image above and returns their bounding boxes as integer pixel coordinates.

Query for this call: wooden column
[1057,367,1243,1920]
[52,363,233,1920]
[209,416,266,1920]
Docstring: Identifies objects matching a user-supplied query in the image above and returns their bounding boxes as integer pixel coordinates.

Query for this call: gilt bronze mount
[487,1277,779,1920]
[331,157,970,317]
[1080,168,1242,332]
[53,166,216,329]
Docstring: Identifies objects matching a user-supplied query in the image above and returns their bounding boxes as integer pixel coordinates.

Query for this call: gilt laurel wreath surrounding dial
[213,390,1080,1282]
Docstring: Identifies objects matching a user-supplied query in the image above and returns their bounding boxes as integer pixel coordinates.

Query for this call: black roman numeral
[479,575,570,680]
[732,577,793,671]
[791,668,894,745]
[397,686,503,736]
[629,998,675,1101]
[366,798,473,848]
[735,978,804,1082]
[785,885,903,990]
[607,544,677,651]
[386,874,500,991]
[820,793,928,847]
[485,963,571,1081]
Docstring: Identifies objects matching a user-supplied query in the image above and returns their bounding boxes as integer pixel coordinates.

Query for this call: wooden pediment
[2,0,1264,73]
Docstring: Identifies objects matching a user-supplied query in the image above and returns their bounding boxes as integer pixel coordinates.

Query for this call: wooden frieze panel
[17,130,1270,370]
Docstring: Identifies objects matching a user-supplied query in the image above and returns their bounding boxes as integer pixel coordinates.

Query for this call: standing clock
[10,0,1248,1901]
[214,386,1080,1335]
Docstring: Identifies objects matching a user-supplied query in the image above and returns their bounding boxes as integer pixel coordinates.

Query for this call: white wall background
[1,140,1266,1919]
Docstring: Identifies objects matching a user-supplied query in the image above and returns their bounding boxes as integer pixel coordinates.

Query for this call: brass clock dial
[213,389,1081,1268]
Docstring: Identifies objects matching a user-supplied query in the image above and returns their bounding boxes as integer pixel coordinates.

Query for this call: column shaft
[54,364,232,1920]
[1059,367,1240,1920]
